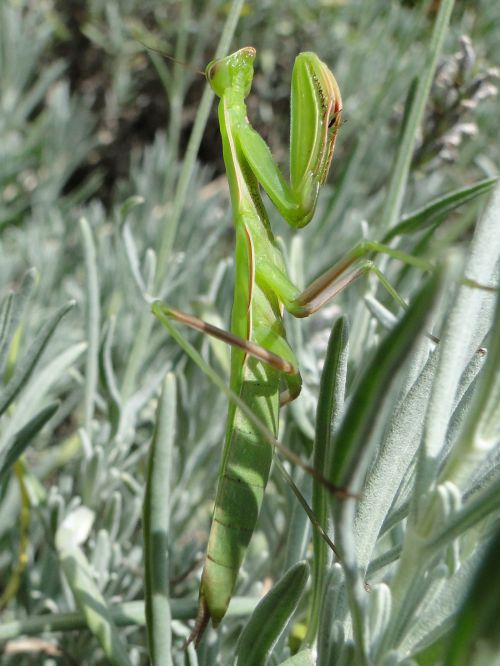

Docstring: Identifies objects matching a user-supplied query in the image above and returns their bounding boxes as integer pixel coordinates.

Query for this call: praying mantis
[152,46,393,645]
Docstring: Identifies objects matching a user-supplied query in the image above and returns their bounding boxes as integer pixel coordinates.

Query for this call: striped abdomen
[199,357,280,625]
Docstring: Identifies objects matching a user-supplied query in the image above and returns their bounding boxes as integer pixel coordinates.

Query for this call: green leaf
[57,524,133,666]
[443,527,500,666]
[278,648,315,665]
[235,561,309,666]
[2,342,86,441]
[119,195,144,219]
[80,217,100,433]
[331,268,445,665]
[439,191,500,487]
[0,268,37,376]
[0,301,75,418]
[306,316,348,644]
[331,271,443,494]
[382,177,498,243]
[414,181,500,505]
[0,401,59,484]
[100,317,122,433]
[143,373,176,666]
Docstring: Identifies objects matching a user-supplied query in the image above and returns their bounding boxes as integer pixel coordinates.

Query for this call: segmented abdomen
[200,358,280,625]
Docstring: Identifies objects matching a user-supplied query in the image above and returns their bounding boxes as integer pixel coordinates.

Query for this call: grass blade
[443,527,500,666]
[331,269,445,665]
[56,519,133,666]
[382,177,498,242]
[80,217,100,433]
[143,373,176,666]
[0,401,59,484]
[306,316,348,645]
[414,182,500,510]
[331,271,444,493]
[2,342,86,440]
[235,561,309,666]
[0,268,37,376]
[0,301,75,418]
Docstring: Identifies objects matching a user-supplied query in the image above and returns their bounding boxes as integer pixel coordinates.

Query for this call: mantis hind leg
[184,598,210,649]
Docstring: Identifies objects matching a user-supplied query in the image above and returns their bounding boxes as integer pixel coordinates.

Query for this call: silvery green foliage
[319,185,500,666]
[0,3,97,234]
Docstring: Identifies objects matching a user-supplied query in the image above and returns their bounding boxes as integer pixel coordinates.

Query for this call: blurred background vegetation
[0,0,498,664]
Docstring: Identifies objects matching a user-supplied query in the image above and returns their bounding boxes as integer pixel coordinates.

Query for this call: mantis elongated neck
[221,85,247,112]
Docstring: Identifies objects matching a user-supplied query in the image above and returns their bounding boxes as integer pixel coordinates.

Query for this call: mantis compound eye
[206,62,218,81]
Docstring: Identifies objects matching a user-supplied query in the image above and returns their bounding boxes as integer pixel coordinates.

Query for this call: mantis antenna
[136,38,205,76]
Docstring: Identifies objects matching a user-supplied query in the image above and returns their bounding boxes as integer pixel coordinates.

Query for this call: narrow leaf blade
[57,539,133,666]
[0,401,59,484]
[143,373,176,666]
[235,561,309,666]
[444,527,500,666]
[0,301,75,418]
[383,177,498,242]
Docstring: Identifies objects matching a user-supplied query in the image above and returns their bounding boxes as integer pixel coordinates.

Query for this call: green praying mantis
[152,46,409,646]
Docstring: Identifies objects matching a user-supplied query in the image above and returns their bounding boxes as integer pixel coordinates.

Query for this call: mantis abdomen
[199,250,287,623]
[200,358,280,624]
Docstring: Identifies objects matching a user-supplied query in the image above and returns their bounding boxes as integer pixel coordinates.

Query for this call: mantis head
[205,47,256,99]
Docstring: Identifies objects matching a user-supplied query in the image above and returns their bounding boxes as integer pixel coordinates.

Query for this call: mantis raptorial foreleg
[256,239,433,318]
[158,236,431,389]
